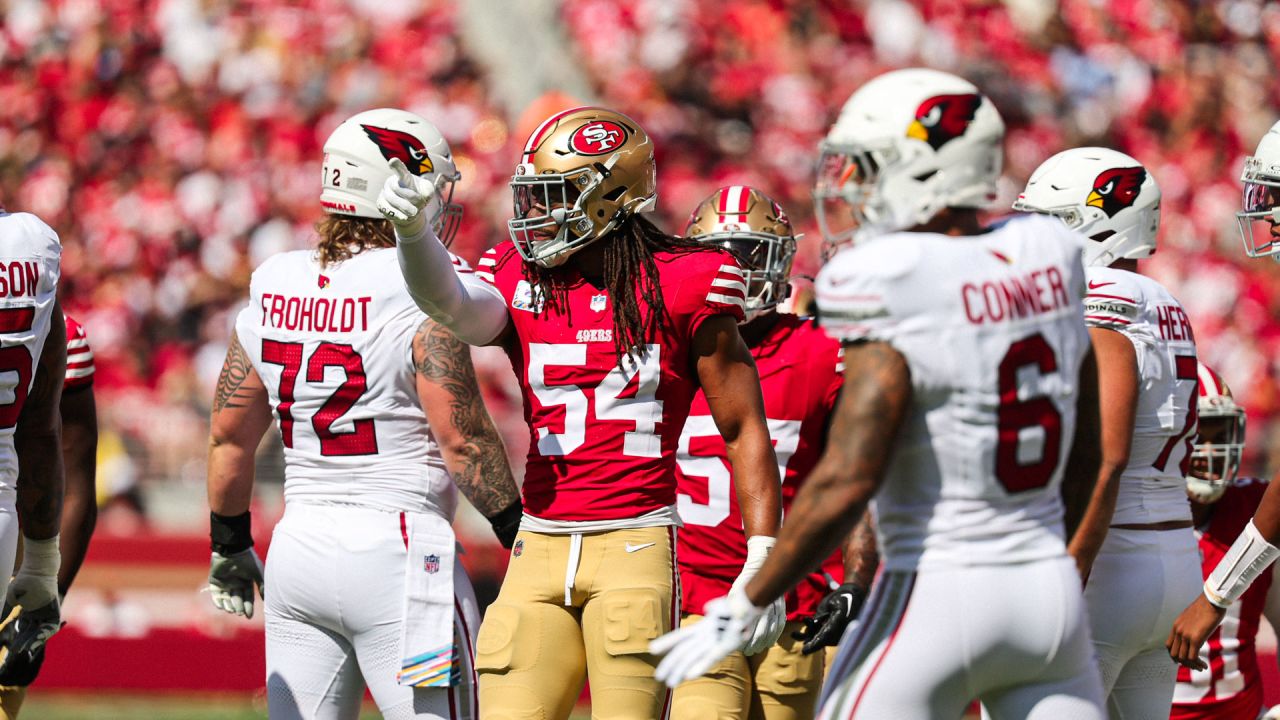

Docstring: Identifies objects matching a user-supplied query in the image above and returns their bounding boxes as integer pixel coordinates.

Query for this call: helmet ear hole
[602,186,627,202]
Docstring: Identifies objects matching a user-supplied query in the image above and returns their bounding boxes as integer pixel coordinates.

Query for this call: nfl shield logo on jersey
[590,294,607,312]
[513,539,523,558]
[423,554,440,574]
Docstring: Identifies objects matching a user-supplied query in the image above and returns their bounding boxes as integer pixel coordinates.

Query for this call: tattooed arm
[207,332,273,516]
[14,301,67,540]
[414,319,521,544]
[745,341,911,606]
[843,512,879,591]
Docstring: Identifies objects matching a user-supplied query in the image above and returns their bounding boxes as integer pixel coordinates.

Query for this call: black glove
[792,582,866,655]
[0,640,44,687]
[0,603,60,684]
[487,500,523,550]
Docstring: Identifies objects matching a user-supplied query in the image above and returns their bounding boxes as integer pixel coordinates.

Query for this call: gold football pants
[476,527,677,720]
[671,615,826,720]
[0,686,25,719]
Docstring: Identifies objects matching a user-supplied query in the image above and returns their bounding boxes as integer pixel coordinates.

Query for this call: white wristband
[19,534,60,577]
[741,536,776,577]
[1204,521,1280,608]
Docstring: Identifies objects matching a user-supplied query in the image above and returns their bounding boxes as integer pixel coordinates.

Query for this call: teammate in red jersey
[1169,363,1280,720]
[0,314,98,717]
[670,186,843,720]
[380,107,782,719]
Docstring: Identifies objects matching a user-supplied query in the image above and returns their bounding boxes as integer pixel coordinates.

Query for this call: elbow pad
[1205,520,1280,608]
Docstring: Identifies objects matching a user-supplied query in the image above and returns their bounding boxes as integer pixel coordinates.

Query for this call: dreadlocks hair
[527,214,712,361]
[314,215,397,268]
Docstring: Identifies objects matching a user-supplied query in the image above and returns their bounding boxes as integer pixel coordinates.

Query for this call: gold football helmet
[508,107,657,267]
[685,186,797,321]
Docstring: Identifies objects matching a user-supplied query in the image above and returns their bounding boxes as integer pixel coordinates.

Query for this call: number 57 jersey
[234,248,459,517]
[815,215,1091,571]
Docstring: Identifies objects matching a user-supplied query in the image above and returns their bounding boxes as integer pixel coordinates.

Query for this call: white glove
[730,536,786,655]
[6,536,59,616]
[208,548,265,619]
[1261,705,1280,720]
[650,586,763,687]
[377,157,437,237]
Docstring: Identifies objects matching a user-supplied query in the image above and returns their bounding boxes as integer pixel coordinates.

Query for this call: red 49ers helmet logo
[570,121,628,155]
[1087,167,1147,217]
[907,94,982,151]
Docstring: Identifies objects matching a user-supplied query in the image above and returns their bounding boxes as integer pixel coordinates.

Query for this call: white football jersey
[816,215,1090,571]
[1083,266,1197,525]
[0,213,61,499]
[235,247,470,517]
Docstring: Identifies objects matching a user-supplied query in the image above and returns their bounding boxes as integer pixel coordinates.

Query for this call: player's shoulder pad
[815,235,923,341]
[1083,266,1142,330]
[476,241,521,284]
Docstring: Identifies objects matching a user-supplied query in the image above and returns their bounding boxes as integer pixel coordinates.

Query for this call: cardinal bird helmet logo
[907,94,983,151]
[1087,167,1147,218]
[361,124,435,176]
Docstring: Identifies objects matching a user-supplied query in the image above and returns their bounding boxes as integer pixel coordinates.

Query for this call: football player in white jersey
[650,68,1108,720]
[204,109,520,720]
[0,211,66,681]
[1013,147,1202,718]
[1167,119,1280,670]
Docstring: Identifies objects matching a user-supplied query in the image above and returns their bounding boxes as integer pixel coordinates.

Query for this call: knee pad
[599,587,666,658]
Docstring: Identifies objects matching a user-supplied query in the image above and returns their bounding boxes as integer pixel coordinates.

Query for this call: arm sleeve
[395,225,509,346]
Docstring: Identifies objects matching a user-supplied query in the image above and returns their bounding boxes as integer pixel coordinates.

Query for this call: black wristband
[487,499,523,550]
[210,511,254,555]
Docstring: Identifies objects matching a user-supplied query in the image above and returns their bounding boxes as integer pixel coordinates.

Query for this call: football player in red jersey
[1169,362,1280,720]
[379,107,783,720]
[1169,121,1280,671]
[0,314,98,718]
[670,186,843,720]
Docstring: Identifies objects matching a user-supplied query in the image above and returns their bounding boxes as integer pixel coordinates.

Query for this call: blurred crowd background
[3,0,1280,534]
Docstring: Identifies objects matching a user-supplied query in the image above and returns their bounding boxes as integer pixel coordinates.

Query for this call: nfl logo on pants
[424,554,440,574]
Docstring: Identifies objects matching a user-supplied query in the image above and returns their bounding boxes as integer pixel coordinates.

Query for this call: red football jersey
[476,241,746,522]
[63,314,94,391]
[1171,476,1273,720]
[675,314,844,619]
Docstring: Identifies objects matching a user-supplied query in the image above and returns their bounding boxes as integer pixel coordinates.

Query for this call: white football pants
[1084,527,1201,719]
[819,556,1104,720]
[264,503,479,720]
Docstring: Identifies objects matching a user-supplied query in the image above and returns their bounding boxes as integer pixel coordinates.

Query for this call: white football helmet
[321,108,462,244]
[685,186,797,323]
[1013,147,1160,268]
[1238,120,1280,260]
[813,68,1004,257]
[1187,362,1246,504]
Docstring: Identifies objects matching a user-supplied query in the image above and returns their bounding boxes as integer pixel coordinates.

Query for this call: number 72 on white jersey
[676,416,801,527]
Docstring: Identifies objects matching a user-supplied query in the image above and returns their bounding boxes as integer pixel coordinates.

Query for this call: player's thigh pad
[266,613,364,720]
[749,622,824,720]
[355,561,480,720]
[579,526,677,719]
[0,686,25,720]
[1085,528,1201,696]
[671,614,751,720]
[476,531,587,720]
